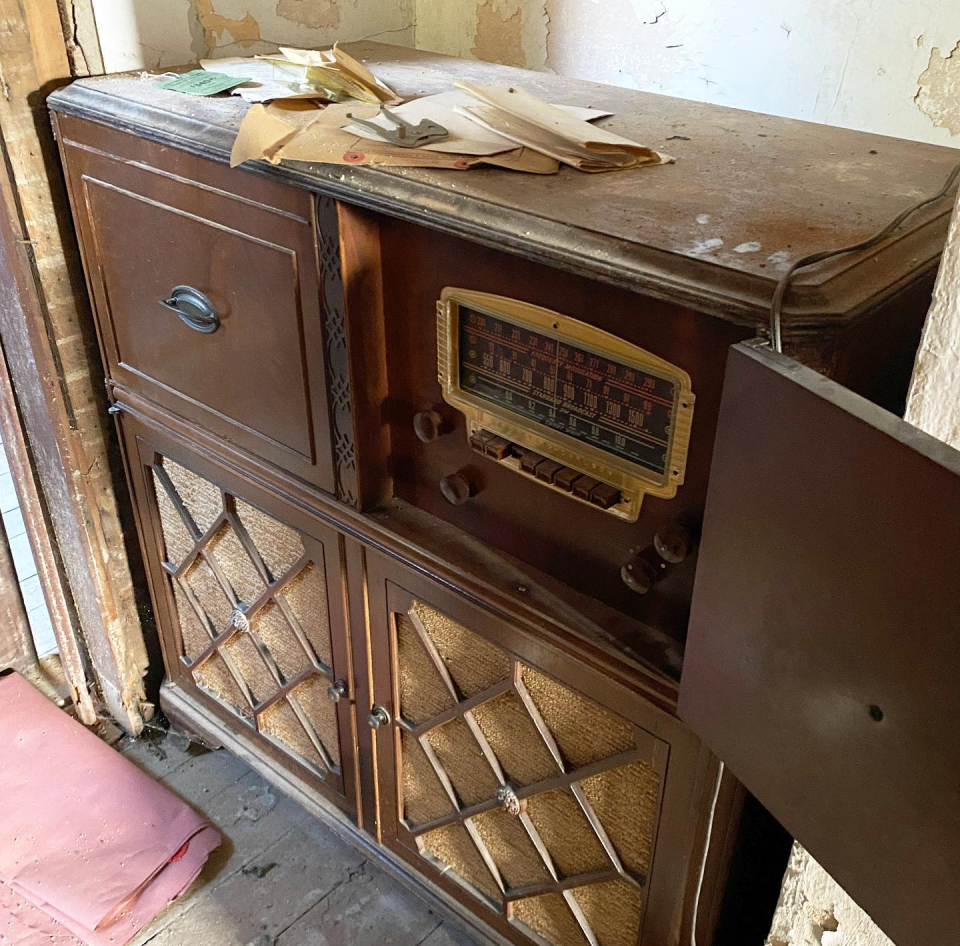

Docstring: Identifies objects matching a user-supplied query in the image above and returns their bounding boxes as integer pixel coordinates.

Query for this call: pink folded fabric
[0,671,221,946]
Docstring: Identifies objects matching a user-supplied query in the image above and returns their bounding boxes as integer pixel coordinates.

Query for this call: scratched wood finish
[48,42,960,326]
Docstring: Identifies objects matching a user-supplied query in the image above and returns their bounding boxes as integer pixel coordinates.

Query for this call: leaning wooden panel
[366,548,722,946]
[680,340,960,946]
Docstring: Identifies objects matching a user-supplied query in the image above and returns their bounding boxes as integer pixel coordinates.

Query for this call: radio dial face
[437,289,695,522]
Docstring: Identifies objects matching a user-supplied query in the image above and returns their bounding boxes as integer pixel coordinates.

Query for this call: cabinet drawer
[365,550,721,946]
[119,414,359,818]
[58,118,334,493]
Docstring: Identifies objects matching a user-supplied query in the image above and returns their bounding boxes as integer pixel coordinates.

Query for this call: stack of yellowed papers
[225,49,673,175]
[202,44,399,105]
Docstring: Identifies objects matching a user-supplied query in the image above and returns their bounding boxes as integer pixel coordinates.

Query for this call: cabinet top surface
[50,42,960,325]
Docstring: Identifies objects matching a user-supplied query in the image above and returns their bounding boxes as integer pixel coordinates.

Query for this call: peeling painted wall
[415,0,960,147]
[88,0,415,73]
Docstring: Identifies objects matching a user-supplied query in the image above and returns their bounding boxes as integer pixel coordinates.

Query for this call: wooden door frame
[0,0,149,730]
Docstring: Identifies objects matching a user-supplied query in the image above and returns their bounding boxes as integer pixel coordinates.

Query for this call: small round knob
[413,410,448,443]
[439,472,474,506]
[367,706,391,730]
[653,525,692,564]
[621,553,659,595]
[327,679,348,703]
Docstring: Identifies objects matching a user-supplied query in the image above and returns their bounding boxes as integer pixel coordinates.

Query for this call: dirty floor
[122,733,478,946]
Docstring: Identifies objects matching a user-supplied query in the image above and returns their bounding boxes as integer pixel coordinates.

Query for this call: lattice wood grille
[150,455,342,779]
[394,601,665,946]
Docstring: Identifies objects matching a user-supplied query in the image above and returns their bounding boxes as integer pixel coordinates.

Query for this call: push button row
[469,430,622,509]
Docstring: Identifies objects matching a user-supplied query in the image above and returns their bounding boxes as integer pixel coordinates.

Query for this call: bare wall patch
[473,0,526,68]
[916,42,960,135]
[195,0,262,51]
[277,0,341,31]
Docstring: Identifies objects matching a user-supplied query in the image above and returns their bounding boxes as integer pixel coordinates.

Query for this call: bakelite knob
[653,525,692,565]
[622,526,693,595]
[621,553,660,595]
[413,410,448,443]
[367,706,391,730]
[439,473,474,506]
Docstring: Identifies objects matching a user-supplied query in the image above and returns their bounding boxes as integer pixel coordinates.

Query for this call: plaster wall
[415,0,960,146]
[87,0,414,73]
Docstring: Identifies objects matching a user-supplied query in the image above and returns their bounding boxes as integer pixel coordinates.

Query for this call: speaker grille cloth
[395,600,665,946]
[151,455,342,782]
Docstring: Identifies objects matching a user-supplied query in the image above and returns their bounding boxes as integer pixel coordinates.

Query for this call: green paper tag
[158,70,250,96]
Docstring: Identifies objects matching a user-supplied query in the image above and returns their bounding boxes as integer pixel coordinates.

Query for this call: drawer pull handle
[160,285,221,334]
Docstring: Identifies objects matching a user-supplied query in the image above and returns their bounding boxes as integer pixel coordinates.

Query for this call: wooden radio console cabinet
[49,43,960,946]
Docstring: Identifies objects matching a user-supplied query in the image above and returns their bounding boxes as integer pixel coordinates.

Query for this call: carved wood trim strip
[315,196,359,507]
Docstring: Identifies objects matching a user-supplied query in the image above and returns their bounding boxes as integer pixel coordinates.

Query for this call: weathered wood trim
[0,330,97,720]
[0,0,147,731]
[0,500,37,675]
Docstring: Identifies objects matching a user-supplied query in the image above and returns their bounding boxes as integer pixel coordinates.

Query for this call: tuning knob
[622,526,693,595]
[439,472,475,506]
[653,525,692,564]
[413,410,449,443]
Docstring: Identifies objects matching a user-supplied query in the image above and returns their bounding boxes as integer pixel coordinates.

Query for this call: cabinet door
[680,341,960,946]
[120,414,359,818]
[365,550,720,946]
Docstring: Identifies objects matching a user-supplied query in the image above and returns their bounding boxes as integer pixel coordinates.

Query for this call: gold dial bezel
[437,289,695,520]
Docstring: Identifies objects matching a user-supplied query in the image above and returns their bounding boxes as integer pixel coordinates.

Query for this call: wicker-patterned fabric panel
[402,732,455,826]
[521,665,635,770]
[424,718,500,808]
[512,894,591,946]
[163,459,222,533]
[253,601,313,681]
[571,880,643,946]
[291,675,341,767]
[172,584,210,662]
[260,697,325,771]
[580,762,661,880]
[235,499,304,579]
[524,790,610,879]
[411,601,512,699]
[222,632,276,705]
[183,557,233,634]
[208,523,266,606]
[470,810,551,890]
[396,614,456,725]
[195,652,250,717]
[281,563,332,667]
[154,481,193,566]
[418,824,500,902]
[471,693,560,786]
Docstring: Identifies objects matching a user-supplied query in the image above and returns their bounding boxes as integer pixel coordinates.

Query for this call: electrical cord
[689,760,725,946]
[769,161,960,353]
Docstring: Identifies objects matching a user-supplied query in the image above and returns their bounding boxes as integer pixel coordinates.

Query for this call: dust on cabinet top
[49,41,960,328]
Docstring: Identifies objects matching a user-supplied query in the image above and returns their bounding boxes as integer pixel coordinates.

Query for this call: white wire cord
[690,760,726,946]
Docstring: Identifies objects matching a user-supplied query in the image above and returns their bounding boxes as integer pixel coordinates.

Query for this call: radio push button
[589,483,621,509]
[553,468,581,492]
[483,436,512,460]
[534,459,563,484]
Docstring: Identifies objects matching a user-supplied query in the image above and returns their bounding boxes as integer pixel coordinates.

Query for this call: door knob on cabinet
[439,472,475,506]
[327,680,348,703]
[413,410,449,443]
[367,706,392,730]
